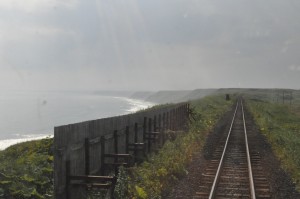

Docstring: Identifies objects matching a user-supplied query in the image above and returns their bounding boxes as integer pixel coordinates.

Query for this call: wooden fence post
[134,123,138,143]
[170,110,172,131]
[134,123,138,160]
[162,113,166,144]
[175,108,178,130]
[66,160,71,199]
[154,115,157,132]
[100,136,105,175]
[178,106,182,129]
[113,130,118,175]
[180,106,183,129]
[125,126,129,154]
[158,114,162,146]
[84,138,90,175]
[148,118,152,152]
[143,117,147,156]
[166,112,169,131]
[153,116,157,147]
[114,130,118,154]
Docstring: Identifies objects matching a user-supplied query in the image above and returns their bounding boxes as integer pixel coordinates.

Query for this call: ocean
[0,91,154,150]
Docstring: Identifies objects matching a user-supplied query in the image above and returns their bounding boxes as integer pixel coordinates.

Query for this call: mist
[0,0,299,91]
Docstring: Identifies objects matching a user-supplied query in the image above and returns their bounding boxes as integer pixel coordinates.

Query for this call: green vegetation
[0,138,53,198]
[0,94,233,199]
[114,95,233,198]
[2,90,300,198]
[246,98,300,191]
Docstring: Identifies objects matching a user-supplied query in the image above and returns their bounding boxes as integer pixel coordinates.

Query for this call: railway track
[194,99,271,199]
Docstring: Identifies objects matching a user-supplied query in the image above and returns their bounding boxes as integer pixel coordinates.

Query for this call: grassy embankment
[113,95,234,199]
[0,94,233,199]
[0,138,53,198]
[246,98,300,191]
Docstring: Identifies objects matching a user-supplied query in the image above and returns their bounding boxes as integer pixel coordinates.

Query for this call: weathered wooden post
[113,130,118,174]
[125,126,129,154]
[114,130,118,154]
[100,136,105,175]
[181,105,185,129]
[181,105,184,129]
[143,117,147,156]
[134,123,138,143]
[187,103,190,120]
[178,106,180,129]
[84,138,90,175]
[173,108,175,130]
[134,123,138,160]
[158,114,162,132]
[186,103,189,123]
[148,118,152,152]
[154,115,157,131]
[171,109,174,131]
[166,112,169,131]
[65,160,71,199]
[153,116,157,148]
[175,107,178,130]
[158,114,162,146]
[162,113,166,144]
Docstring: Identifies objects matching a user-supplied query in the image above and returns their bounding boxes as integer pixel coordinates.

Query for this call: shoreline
[0,97,155,151]
[0,134,53,151]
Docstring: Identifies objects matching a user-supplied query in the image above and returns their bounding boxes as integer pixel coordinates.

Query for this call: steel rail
[241,100,256,199]
[208,101,239,199]
[208,99,256,199]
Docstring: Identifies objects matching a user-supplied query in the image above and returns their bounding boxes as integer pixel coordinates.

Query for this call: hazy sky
[0,0,299,91]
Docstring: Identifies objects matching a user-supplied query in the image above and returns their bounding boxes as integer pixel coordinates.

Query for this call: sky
[0,0,300,91]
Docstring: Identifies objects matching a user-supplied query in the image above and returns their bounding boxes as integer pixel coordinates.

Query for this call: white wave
[0,134,53,151]
[114,97,155,113]
[0,97,153,150]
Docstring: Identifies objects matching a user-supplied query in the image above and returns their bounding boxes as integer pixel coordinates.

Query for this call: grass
[0,94,233,199]
[0,138,54,198]
[2,89,299,198]
[246,98,300,191]
[115,95,234,199]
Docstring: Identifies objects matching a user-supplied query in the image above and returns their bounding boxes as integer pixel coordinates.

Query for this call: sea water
[0,91,154,150]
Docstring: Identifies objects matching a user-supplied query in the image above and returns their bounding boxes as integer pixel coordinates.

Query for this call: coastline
[0,134,53,151]
[115,96,156,113]
[0,97,155,151]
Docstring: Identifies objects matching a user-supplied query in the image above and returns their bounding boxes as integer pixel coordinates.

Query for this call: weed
[246,99,300,191]
[126,95,233,198]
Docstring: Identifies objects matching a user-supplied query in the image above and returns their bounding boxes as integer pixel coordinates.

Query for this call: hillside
[131,89,218,104]
[130,91,155,100]
[0,138,53,198]
[145,90,191,103]
[134,88,300,105]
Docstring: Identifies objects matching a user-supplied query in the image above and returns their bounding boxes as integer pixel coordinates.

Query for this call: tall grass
[0,138,53,198]
[246,99,300,191]
[118,95,233,199]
